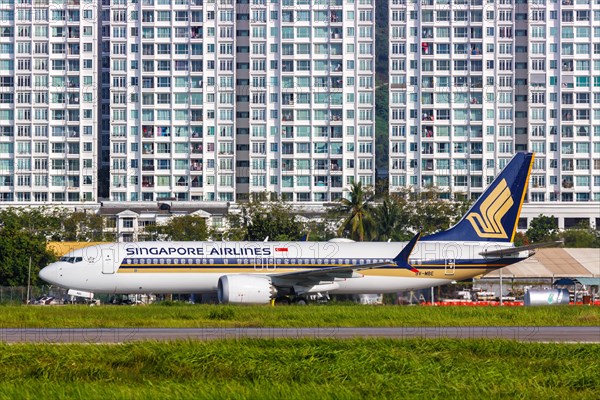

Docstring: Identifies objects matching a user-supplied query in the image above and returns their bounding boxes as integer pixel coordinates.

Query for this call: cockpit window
[59,256,83,263]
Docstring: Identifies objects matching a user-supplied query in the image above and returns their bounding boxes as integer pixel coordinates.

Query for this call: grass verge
[0,339,599,399]
[0,303,598,328]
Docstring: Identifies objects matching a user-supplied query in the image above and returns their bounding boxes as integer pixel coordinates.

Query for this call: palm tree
[371,197,411,241]
[336,181,374,241]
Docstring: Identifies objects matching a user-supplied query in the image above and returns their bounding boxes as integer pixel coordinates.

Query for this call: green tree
[336,182,375,241]
[303,219,337,241]
[560,223,600,248]
[223,200,304,242]
[0,208,57,286]
[406,189,463,235]
[0,207,62,239]
[58,211,107,241]
[145,215,209,241]
[449,195,473,226]
[526,214,559,243]
[513,232,530,247]
[371,196,412,241]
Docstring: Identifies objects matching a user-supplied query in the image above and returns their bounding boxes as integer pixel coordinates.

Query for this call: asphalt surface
[0,326,598,343]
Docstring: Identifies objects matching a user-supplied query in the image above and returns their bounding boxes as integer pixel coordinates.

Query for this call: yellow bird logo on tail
[466,179,513,239]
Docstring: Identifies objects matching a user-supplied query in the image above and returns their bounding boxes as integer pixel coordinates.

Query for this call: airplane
[40,152,537,304]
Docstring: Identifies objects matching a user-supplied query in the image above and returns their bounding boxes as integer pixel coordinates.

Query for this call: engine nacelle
[217,275,277,304]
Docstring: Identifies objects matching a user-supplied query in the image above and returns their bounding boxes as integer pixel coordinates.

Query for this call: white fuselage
[39,240,520,295]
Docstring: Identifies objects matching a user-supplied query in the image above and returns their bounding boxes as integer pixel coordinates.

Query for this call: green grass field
[0,339,598,399]
[0,303,598,328]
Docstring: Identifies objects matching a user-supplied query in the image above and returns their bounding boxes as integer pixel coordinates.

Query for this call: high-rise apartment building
[388,0,600,207]
[0,0,375,205]
[527,1,600,204]
[0,0,99,203]
[99,0,376,204]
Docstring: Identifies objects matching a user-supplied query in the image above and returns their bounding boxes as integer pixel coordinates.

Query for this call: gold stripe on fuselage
[117,264,505,280]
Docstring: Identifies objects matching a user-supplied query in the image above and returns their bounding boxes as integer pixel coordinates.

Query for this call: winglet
[393,232,421,273]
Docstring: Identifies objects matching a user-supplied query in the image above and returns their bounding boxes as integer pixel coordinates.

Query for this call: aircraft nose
[39,264,58,285]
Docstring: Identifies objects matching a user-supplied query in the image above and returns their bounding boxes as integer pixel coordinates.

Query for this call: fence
[0,286,67,303]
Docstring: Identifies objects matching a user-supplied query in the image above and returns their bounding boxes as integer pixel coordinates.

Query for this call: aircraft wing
[479,241,563,258]
[270,232,421,283]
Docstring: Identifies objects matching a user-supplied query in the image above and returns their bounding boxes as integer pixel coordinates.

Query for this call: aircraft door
[445,259,455,276]
[101,249,115,274]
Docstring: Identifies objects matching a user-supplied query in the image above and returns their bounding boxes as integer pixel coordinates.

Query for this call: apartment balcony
[314,177,328,188]
[142,126,154,138]
[67,11,79,22]
[156,127,170,138]
[176,177,189,187]
[329,110,343,122]
[190,127,202,138]
[330,60,343,73]
[67,28,80,39]
[330,76,343,88]
[142,163,154,172]
[422,160,434,171]
[330,127,343,139]
[422,110,434,121]
[142,178,154,188]
[190,27,202,39]
[330,11,342,23]
[142,144,154,155]
[67,44,80,55]
[191,177,202,188]
[282,61,294,73]
[190,111,203,122]
[191,144,203,154]
[422,126,434,138]
[67,94,80,105]
[562,127,574,138]
[330,160,343,172]
[190,61,202,73]
[562,179,574,189]
[190,159,203,172]
[421,43,433,56]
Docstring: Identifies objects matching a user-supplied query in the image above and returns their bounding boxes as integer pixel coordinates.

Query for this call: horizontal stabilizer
[479,241,563,258]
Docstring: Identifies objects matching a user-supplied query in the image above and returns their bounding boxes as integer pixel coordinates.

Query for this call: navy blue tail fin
[422,152,534,243]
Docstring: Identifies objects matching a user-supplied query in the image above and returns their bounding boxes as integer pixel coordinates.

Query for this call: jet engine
[217,275,277,304]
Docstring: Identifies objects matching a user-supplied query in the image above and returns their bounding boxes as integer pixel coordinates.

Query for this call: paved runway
[0,326,598,343]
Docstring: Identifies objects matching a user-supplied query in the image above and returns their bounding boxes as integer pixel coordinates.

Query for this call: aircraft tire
[274,297,291,305]
[295,298,308,306]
